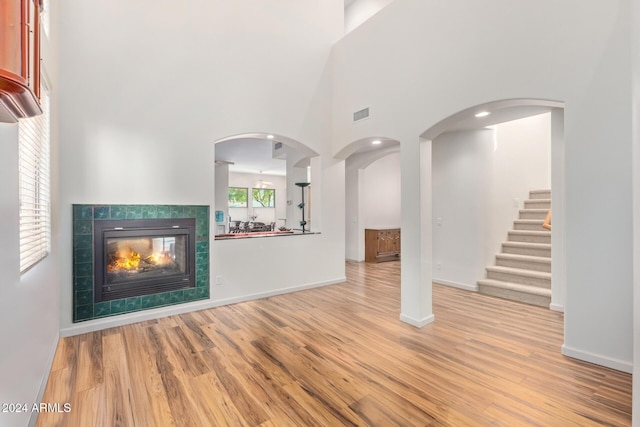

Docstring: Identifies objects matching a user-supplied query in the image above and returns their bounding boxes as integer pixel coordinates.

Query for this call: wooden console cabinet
[365,228,401,263]
[0,0,42,122]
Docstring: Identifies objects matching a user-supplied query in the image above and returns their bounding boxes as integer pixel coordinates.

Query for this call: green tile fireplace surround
[72,204,210,322]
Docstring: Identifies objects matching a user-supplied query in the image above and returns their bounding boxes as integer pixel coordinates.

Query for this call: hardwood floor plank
[121,325,176,427]
[145,326,202,427]
[102,332,136,427]
[74,332,103,392]
[203,347,270,426]
[36,261,632,426]
[163,326,211,378]
[350,394,431,427]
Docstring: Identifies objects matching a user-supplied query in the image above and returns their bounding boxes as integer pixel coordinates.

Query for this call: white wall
[362,151,401,229]
[214,162,229,233]
[0,13,60,427]
[228,172,286,226]
[345,0,395,34]
[432,129,493,289]
[345,165,363,261]
[56,0,346,334]
[488,113,552,257]
[632,0,640,421]
[332,0,633,371]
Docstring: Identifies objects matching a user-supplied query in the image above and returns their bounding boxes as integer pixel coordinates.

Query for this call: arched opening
[213,133,318,236]
[338,137,401,262]
[419,98,565,316]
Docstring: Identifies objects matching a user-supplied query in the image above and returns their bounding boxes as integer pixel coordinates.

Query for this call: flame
[107,248,141,272]
[107,247,172,273]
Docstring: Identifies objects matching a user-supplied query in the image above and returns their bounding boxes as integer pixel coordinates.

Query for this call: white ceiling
[422,99,563,141]
[215,138,286,176]
[441,105,555,135]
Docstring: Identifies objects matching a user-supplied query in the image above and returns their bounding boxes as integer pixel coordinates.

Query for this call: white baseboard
[61,277,346,337]
[433,278,478,292]
[399,313,435,328]
[549,303,564,312]
[211,277,347,307]
[561,344,632,373]
[29,331,60,427]
[345,258,364,263]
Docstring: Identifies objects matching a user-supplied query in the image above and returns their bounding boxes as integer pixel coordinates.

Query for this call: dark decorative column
[295,182,310,233]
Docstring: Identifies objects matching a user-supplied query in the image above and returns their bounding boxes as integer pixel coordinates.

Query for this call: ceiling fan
[255,172,274,189]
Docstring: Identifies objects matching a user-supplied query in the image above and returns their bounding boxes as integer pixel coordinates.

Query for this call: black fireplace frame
[94,218,196,302]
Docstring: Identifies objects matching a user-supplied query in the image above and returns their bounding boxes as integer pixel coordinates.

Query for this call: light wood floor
[37,261,632,426]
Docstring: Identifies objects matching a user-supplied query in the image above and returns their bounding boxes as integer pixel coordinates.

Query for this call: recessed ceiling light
[267,134,275,139]
[372,140,382,145]
[475,111,490,118]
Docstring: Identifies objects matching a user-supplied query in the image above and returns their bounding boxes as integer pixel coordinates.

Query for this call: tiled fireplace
[73,204,210,322]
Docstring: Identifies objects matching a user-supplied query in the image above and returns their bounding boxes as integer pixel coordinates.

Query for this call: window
[252,188,275,208]
[19,85,50,273]
[228,187,248,208]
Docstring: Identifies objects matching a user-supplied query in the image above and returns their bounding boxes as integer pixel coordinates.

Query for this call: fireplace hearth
[94,219,196,302]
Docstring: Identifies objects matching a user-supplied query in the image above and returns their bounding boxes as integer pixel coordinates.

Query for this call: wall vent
[353,107,370,122]
[274,142,283,150]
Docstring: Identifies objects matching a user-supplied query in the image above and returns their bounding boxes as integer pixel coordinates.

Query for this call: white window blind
[19,87,50,273]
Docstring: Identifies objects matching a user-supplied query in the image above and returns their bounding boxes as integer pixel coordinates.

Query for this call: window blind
[18,87,50,273]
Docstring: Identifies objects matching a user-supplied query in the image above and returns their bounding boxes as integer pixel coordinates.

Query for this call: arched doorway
[419,99,565,317]
[338,137,401,262]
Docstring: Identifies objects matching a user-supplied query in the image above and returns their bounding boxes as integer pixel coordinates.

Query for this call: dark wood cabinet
[0,0,42,123]
[365,228,401,263]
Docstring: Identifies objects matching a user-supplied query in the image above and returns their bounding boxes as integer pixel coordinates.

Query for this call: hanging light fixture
[255,171,273,189]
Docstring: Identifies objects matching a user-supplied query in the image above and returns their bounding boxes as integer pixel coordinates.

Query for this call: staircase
[477,189,551,307]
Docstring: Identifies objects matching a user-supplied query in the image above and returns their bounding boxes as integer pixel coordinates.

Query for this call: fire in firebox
[106,236,184,283]
[94,218,196,302]
[108,246,175,273]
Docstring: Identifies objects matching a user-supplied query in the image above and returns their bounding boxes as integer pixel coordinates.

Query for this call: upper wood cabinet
[0,0,42,123]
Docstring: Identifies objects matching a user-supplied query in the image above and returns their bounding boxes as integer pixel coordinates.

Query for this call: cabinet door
[388,230,400,253]
[25,0,40,98]
[0,0,23,76]
[376,230,384,254]
[0,0,41,122]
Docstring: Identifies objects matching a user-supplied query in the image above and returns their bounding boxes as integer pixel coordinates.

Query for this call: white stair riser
[486,270,550,288]
[477,284,550,307]
[524,200,551,209]
[496,258,551,273]
[519,210,548,220]
[513,221,545,231]
[502,244,551,257]
[529,190,551,200]
[508,232,551,244]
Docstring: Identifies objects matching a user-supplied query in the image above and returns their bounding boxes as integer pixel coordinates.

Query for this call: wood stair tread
[519,208,549,213]
[486,265,551,279]
[478,279,552,296]
[495,253,551,264]
[502,241,551,248]
[508,230,551,236]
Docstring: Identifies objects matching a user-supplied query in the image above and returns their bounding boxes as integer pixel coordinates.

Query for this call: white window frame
[41,0,50,37]
[18,82,51,273]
